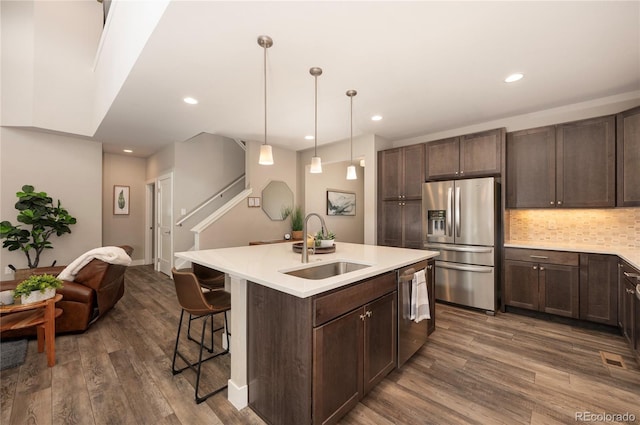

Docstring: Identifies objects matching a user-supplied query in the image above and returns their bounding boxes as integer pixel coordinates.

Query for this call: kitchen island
[175,242,438,422]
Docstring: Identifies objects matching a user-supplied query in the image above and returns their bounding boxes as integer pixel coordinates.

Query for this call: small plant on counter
[315,230,336,247]
[282,206,304,239]
[12,274,63,299]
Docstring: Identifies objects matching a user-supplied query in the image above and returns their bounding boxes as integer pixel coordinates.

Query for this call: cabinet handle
[627,289,635,294]
[367,311,372,317]
[550,201,555,205]
[455,171,459,175]
[533,266,538,270]
[427,264,433,270]
[557,200,562,205]
[529,255,548,259]
[623,272,640,278]
[360,314,366,321]
[540,266,545,271]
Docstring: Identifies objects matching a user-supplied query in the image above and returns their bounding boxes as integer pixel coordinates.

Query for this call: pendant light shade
[258,35,274,165]
[309,67,323,174]
[346,89,358,180]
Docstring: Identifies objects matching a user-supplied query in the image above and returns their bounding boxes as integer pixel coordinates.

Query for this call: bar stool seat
[171,268,230,404]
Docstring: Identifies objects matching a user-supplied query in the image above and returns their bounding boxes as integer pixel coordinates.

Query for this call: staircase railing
[176,174,245,227]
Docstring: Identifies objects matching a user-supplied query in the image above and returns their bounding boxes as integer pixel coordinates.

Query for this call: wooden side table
[0,294,63,367]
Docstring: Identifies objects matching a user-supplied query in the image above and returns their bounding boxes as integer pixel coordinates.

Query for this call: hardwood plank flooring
[1,265,639,424]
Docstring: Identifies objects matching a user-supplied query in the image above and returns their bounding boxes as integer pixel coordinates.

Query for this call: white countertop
[176,242,439,298]
[505,241,640,270]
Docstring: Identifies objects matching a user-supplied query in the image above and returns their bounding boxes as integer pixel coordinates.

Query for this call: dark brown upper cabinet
[616,106,640,206]
[506,115,615,208]
[379,144,425,201]
[426,128,504,180]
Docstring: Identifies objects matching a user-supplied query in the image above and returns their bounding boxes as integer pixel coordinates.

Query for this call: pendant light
[309,67,323,173]
[258,35,274,165]
[346,89,358,180]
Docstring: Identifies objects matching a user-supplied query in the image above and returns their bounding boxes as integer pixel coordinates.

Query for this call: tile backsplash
[506,208,640,248]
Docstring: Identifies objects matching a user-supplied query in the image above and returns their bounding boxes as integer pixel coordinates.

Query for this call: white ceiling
[95,1,640,157]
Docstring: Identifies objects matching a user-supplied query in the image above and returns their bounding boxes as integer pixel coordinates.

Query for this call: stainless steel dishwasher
[397,259,432,367]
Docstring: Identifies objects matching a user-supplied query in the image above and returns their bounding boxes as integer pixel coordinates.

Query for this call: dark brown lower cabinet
[504,249,579,319]
[313,292,397,424]
[248,272,397,425]
[579,254,618,325]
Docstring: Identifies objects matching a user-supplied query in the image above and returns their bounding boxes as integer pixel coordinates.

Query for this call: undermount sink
[282,261,371,280]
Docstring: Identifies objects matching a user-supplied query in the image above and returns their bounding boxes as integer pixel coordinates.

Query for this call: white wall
[304,161,364,243]
[392,91,640,148]
[173,133,245,253]
[103,153,147,261]
[0,1,102,135]
[0,127,102,280]
[197,141,298,248]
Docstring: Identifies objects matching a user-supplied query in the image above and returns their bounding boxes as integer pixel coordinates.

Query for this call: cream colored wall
[173,134,245,253]
[102,153,147,261]
[196,141,298,248]
[507,208,640,248]
[298,134,380,244]
[0,127,102,280]
[146,143,175,180]
[304,161,364,243]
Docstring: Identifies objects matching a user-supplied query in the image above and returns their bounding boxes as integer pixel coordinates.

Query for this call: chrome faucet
[302,213,328,263]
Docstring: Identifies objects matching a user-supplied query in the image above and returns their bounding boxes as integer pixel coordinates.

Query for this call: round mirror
[261,181,293,221]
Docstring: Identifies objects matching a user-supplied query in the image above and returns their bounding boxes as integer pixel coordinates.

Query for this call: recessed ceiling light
[371,115,383,121]
[504,73,524,83]
[123,149,133,153]
[183,97,198,105]
[304,135,314,140]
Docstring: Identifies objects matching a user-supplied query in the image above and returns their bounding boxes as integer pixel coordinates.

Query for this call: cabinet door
[616,106,640,207]
[504,260,539,310]
[506,126,556,208]
[426,137,459,179]
[459,129,503,177]
[363,293,397,394]
[378,201,403,247]
[579,254,618,325]
[556,116,616,208]
[313,308,363,425]
[379,149,403,200]
[402,144,426,199]
[539,263,579,318]
[402,200,423,249]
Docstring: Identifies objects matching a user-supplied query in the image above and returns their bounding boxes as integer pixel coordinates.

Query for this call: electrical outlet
[4,266,13,275]
[181,208,187,215]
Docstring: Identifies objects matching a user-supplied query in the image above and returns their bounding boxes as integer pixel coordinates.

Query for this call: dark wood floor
[2,265,639,424]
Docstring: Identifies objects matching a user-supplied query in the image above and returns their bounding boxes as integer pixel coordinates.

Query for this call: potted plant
[315,230,336,248]
[283,206,304,240]
[12,274,63,304]
[0,185,77,271]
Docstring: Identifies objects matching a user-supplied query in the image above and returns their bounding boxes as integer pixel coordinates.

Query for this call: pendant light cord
[263,44,267,147]
[350,95,353,165]
[314,74,318,156]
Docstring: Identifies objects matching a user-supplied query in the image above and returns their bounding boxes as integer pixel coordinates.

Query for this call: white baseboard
[227,379,248,410]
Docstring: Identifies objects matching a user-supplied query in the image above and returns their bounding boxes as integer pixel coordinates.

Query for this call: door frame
[144,179,156,266]
[155,172,174,274]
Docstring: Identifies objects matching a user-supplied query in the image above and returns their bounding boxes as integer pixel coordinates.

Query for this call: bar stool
[187,264,226,351]
[171,268,230,404]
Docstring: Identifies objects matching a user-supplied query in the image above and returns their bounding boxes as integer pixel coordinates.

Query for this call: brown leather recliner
[0,245,133,337]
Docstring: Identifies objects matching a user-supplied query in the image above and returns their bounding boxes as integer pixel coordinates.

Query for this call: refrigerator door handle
[447,187,453,236]
[437,246,493,254]
[437,262,493,273]
[455,186,461,238]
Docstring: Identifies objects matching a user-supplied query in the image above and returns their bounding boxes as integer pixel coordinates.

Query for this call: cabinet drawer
[504,248,578,266]
[314,272,395,327]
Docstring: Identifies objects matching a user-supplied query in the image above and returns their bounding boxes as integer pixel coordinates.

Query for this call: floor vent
[600,351,626,369]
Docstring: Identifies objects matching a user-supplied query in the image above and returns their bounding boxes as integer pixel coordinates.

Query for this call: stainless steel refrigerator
[422,177,499,312]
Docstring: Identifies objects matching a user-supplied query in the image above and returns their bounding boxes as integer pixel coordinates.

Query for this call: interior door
[157,173,173,275]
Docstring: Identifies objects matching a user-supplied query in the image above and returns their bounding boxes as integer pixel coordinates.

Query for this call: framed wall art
[113,185,130,215]
[326,190,355,216]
